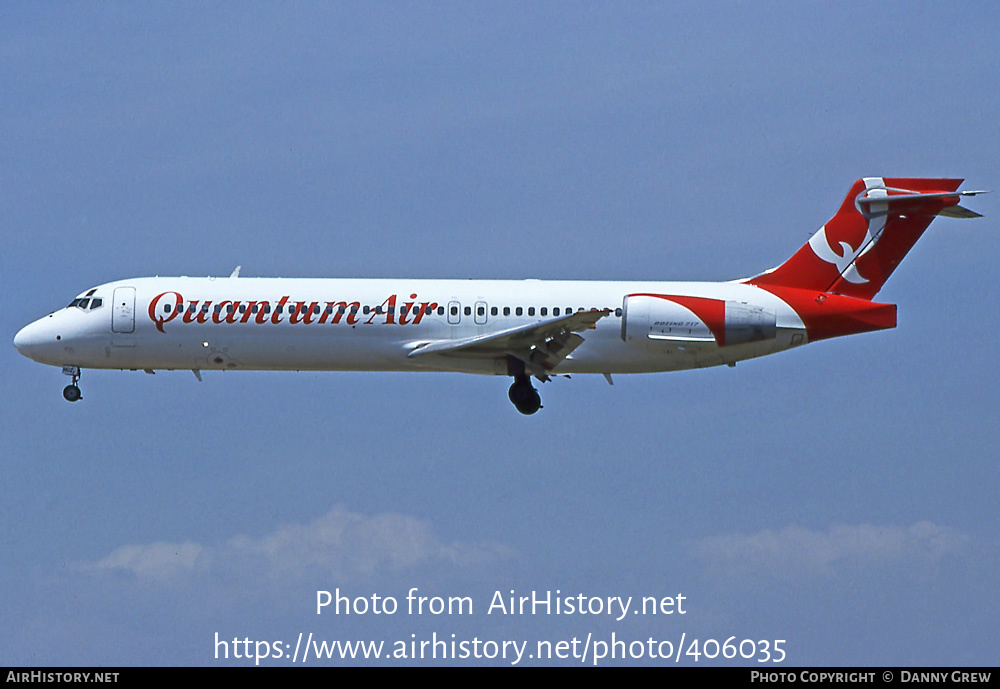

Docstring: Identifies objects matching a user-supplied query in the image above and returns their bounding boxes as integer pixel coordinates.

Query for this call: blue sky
[3,2,998,666]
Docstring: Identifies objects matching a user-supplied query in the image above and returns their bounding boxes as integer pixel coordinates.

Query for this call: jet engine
[621,294,776,348]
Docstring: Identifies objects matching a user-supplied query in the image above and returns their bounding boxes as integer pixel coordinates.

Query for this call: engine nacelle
[621,294,776,348]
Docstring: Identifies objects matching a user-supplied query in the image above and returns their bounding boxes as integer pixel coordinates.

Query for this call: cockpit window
[68,294,104,310]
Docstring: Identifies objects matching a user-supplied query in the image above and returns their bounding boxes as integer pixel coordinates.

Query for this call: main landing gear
[508,375,542,415]
[506,357,542,415]
[62,366,82,402]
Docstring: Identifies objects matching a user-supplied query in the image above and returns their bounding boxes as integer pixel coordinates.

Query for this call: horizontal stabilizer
[857,188,989,218]
[938,205,982,219]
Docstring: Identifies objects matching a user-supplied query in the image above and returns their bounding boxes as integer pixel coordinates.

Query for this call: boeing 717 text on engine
[14,178,985,414]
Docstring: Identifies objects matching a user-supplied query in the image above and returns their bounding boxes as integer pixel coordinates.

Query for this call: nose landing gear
[62,366,82,402]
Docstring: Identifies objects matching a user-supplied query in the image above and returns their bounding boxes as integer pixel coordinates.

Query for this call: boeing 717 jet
[13,177,984,414]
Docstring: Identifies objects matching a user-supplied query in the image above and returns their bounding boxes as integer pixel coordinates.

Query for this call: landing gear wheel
[62,367,83,402]
[508,378,542,415]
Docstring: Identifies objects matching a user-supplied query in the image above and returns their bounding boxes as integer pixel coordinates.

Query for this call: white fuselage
[14,276,808,376]
[15,178,973,411]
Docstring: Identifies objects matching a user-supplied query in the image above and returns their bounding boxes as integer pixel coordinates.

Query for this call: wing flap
[408,310,610,373]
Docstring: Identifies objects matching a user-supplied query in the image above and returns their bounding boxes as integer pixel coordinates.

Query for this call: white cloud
[89,541,204,582]
[80,505,512,583]
[692,521,970,579]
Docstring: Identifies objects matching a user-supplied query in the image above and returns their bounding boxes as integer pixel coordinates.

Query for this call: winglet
[230,266,242,278]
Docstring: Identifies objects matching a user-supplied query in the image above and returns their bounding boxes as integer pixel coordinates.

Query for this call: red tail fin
[748,178,975,300]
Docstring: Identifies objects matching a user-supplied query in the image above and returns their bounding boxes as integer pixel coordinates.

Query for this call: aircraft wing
[407,309,611,378]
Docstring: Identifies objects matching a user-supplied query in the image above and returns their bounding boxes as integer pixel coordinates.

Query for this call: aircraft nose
[13,318,56,361]
[13,323,34,354]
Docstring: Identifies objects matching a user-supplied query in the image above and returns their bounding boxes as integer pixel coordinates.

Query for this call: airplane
[13,177,985,414]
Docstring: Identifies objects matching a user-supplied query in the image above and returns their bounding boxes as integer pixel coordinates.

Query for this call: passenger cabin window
[464,306,471,316]
[515,307,523,316]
